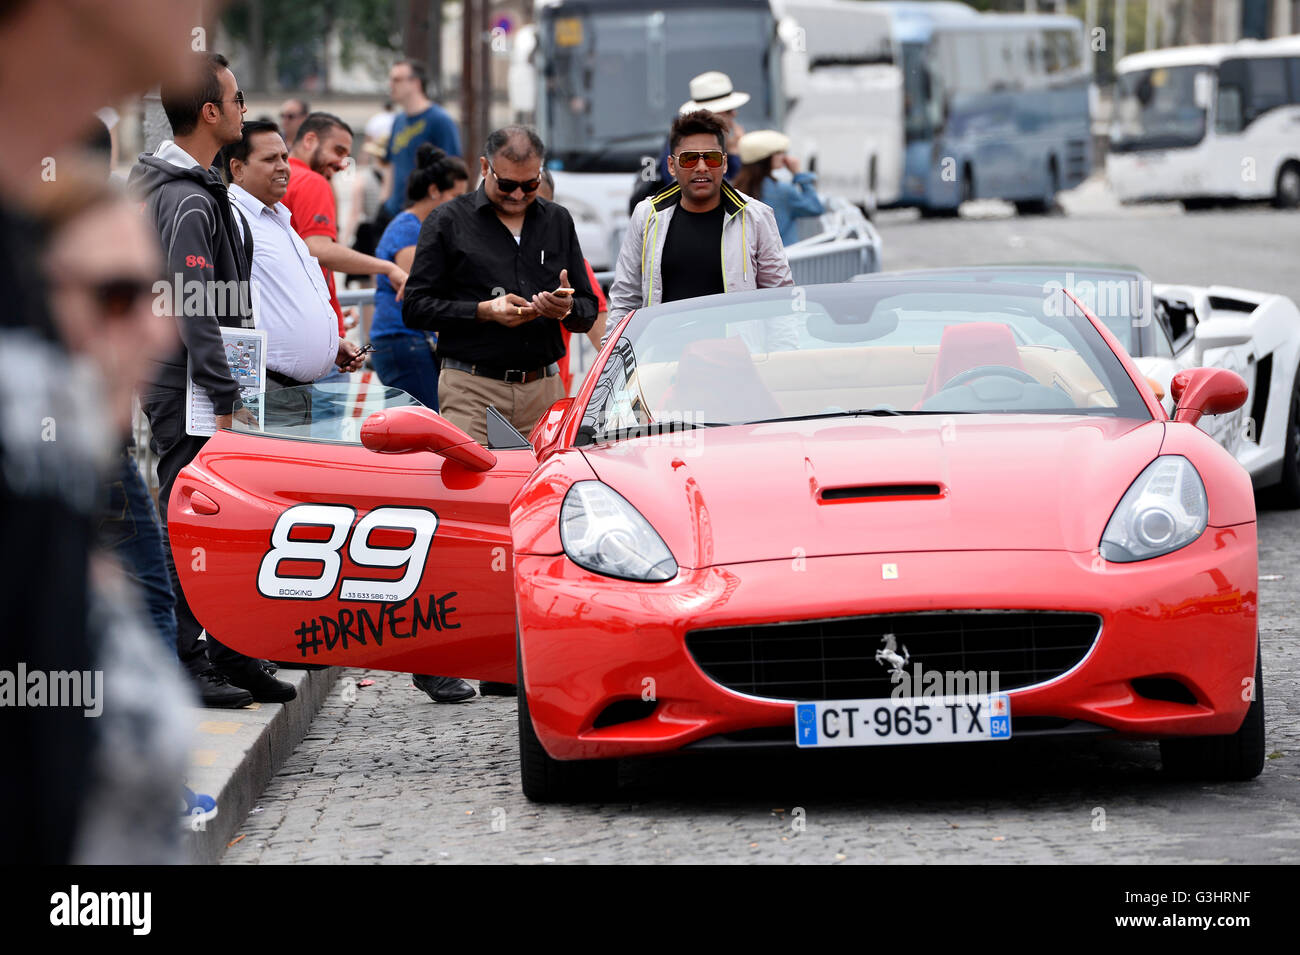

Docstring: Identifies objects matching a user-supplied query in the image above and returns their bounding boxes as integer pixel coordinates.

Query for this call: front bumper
[516,527,1257,760]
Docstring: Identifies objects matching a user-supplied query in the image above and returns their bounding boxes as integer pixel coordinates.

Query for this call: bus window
[1246,57,1290,118]
[1216,84,1244,134]
[1290,57,1300,102]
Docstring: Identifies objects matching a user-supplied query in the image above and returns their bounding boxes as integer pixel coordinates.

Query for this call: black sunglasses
[488,162,541,195]
[211,91,246,109]
[59,276,157,317]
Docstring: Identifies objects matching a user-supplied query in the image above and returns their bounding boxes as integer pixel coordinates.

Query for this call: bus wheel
[1274,161,1300,209]
[1015,160,1058,215]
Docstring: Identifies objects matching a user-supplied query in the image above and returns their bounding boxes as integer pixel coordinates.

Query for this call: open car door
[167,383,535,681]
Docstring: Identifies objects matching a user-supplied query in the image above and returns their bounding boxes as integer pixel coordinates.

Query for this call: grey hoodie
[128,146,254,415]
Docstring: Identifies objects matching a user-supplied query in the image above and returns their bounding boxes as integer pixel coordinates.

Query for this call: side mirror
[528,397,573,457]
[361,406,496,472]
[1170,367,1248,426]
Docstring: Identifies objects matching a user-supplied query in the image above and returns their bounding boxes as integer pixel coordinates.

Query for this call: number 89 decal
[257,504,437,602]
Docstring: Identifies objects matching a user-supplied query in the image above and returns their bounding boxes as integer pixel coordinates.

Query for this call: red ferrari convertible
[170,280,1265,801]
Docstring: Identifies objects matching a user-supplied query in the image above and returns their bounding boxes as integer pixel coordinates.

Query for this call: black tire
[1159,642,1265,781]
[1274,161,1300,210]
[1014,160,1058,216]
[517,629,617,803]
[1272,367,1300,507]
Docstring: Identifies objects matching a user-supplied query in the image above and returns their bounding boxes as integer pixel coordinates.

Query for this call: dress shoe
[223,663,297,703]
[412,674,476,703]
[195,668,254,708]
[479,681,517,697]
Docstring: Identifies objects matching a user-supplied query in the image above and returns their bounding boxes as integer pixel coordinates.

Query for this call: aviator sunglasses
[673,150,725,168]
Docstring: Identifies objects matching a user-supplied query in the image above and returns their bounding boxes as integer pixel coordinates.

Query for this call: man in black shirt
[402,126,598,445]
[659,201,725,304]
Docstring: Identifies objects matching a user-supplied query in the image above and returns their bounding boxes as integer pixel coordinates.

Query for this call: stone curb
[181,667,338,864]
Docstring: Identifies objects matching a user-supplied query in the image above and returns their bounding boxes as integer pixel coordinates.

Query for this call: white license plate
[795,695,1012,748]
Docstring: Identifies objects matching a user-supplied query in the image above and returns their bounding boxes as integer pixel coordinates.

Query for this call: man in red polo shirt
[282,112,408,337]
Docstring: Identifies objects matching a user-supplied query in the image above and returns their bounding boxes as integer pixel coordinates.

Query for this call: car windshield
[578,283,1150,445]
[870,267,1155,356]
[232,382,423,444]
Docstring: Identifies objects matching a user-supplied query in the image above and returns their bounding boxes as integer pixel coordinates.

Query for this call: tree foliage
[224,0,404,89]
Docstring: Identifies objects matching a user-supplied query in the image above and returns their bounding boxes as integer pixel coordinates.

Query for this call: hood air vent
[820,483,944,502]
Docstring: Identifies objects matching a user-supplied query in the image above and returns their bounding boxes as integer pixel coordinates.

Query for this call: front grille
[685,611,1101,702]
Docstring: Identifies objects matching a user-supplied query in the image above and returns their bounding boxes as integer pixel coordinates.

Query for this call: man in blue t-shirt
[381,59,461,220]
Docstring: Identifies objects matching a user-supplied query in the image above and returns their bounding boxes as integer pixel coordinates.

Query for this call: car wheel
[1159,641,1265,781]
[517,627,617,803]
[1270,367,1300,507]
[1273,161,1300,209]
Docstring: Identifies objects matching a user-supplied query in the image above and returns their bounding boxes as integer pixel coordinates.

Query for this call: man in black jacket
[402,126,597,446]
[129,52,294,706]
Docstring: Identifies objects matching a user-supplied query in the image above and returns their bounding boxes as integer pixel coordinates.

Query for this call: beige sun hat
[679,71,751,114]
[739,130,791,164]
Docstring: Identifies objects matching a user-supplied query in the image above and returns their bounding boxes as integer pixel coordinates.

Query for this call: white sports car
[857,265,1300,504]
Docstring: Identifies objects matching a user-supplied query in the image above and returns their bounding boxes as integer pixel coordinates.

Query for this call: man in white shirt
[223,120,364,393]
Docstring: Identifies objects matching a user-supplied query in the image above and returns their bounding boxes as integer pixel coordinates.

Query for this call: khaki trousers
[437,366,565,446]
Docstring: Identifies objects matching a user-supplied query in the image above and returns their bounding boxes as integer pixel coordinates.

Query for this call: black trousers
[140,386,253,677]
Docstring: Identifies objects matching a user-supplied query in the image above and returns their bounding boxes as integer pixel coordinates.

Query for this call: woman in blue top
[733,130,824,247]
[370,144,469,410]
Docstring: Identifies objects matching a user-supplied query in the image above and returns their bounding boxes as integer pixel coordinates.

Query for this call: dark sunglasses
[488,163,541,194]
[674,150,725,168]
[211,91,246,109]
[60,276,157,317]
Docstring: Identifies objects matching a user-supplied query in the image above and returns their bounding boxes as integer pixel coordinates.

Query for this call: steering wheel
[940,364,1038,391]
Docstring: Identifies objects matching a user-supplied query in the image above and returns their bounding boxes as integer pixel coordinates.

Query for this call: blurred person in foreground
[129,51,296,707]
[35,165,196,861]
[734,130,824,247]
[537,168,608,394]
[0,0,209,864]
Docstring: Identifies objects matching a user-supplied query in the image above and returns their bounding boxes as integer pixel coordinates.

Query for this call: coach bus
[1107,35,1300,210]
[880,2,1093,215]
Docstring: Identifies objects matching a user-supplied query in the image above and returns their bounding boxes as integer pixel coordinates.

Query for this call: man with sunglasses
[403,126,598,448]
[130,52,295,708]
[608,110,792,335]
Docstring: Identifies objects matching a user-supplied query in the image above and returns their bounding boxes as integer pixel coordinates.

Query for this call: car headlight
[1100,455,1208,562]
[560,481,677,581]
